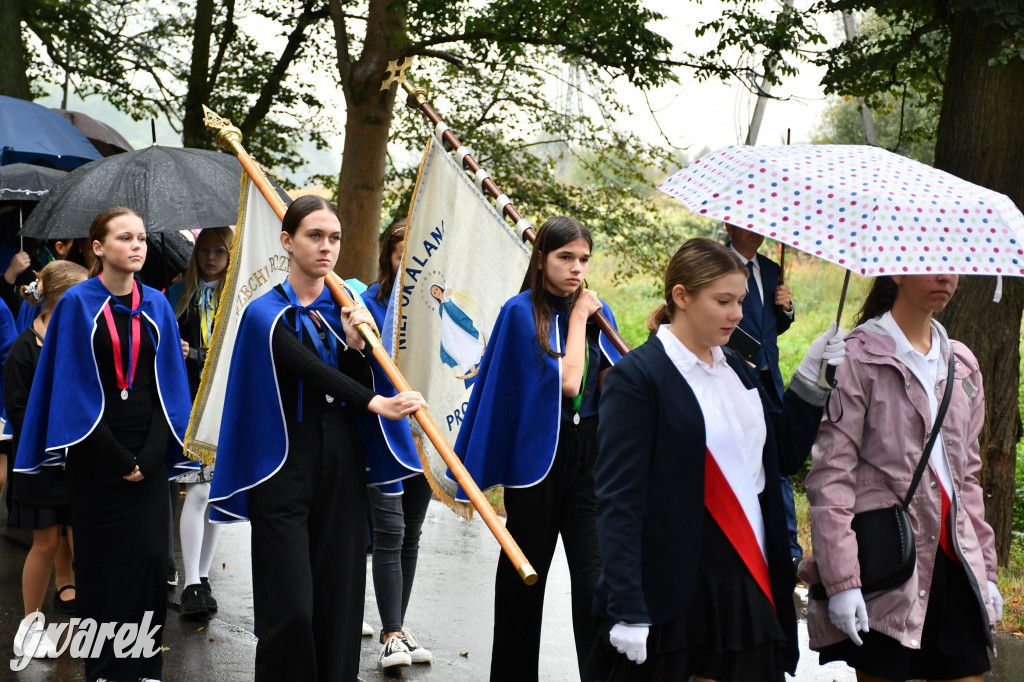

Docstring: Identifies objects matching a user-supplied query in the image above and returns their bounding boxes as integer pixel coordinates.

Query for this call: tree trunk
[0,0,32,99]
[182,0,215,150]
[334,0,406,283]
[933,6,1024,566]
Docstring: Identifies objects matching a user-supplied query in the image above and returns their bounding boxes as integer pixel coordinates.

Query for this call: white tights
[178,482,221,588]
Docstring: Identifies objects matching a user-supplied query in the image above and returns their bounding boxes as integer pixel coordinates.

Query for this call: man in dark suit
[725,223,802,568]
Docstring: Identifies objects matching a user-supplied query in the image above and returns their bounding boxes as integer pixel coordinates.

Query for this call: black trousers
[67,446,168,682]
[490,417,602,682]
[249,413,368,682]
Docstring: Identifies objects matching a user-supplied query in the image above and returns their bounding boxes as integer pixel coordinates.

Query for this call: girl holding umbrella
[802,273,1001,681]
[585,238,844,681]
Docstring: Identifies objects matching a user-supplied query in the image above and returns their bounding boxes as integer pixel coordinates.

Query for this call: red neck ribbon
[99,274,142,398]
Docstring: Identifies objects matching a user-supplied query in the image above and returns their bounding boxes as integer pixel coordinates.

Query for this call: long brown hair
[175,227,233,318]
[521,216,592,358]
[853,276,899,327]
[21,260,88,314]
[88,207,142,277]
[647,237,746,332]
[373,219,407,303]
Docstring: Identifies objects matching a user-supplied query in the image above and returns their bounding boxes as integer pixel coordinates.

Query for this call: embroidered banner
[385,137,531,514]
[184,175,291,464]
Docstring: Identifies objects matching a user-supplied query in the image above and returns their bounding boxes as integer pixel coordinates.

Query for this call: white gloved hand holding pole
[796,321,847,387]
[828,586,869,646]
[609,622,649,665]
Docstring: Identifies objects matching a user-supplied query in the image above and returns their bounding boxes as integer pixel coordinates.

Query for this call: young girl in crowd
[209,196,426,681]
[451,215,621,681]
[172,226,233,620]
[14,207,192,681]
[803,273,1000,681]
[361,218,435,668]
[8,261,87,659]
[585,238,843,681]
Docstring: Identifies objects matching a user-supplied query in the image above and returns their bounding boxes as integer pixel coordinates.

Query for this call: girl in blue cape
[14,207,193,682]
[208,196,426,682]
[451,215,622,681]
[361,218,434,668]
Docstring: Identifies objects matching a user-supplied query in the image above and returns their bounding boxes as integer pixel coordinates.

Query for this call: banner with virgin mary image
[386,137,531,515]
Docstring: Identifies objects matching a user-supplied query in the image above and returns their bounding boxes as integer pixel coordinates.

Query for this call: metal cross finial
[380,57,415,92]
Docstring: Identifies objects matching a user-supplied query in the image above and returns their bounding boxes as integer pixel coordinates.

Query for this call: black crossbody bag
[811,354,956,599]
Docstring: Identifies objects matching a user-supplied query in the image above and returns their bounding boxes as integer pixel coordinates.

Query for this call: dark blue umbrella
[0,95,102,169]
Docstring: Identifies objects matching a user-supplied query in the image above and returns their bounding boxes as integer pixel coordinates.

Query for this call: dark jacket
[591,333,824,673]
[738,253,792,406]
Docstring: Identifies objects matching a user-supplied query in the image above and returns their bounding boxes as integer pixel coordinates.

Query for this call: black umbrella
[0,163,67,201]
[21,145,290,239]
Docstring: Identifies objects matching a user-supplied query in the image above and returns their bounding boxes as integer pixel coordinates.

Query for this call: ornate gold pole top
[202,105,244,155]
[378,57,429,109]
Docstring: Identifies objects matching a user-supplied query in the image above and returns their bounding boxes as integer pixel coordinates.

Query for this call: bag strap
[902,353,957,509]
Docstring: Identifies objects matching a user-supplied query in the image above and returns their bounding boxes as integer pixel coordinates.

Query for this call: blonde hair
[175,227,233,318]
[647,237,746,332]
[88,207,142,277]
[21,260,88,314]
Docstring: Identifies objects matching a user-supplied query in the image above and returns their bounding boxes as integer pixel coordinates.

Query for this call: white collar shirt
[882,312,954,494]
[656,325,767,492]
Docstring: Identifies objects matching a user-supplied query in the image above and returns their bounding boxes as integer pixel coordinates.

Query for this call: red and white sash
[704,422,774,610]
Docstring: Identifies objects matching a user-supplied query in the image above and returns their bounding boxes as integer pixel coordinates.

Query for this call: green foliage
[811,93,936,164]
[380,40,694,280]
[18,0,335,179]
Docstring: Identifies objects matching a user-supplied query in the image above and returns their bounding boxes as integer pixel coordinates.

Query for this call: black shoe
[54,584,77,616]
[199,577,218,613]
[167,564,179,589]
[180,584,210,620]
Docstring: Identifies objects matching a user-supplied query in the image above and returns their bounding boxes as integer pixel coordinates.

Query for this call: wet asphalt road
[2,496,1022,681]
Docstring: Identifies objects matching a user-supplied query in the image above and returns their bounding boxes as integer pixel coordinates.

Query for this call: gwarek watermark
[11,611,162,671]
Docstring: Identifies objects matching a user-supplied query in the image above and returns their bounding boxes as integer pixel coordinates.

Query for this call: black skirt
[817,550,991,679]
[586,511,787,682]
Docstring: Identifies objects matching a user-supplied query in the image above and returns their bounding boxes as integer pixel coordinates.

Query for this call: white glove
[828,586,869,646]
[796,322,847,383]
[988,580,1003,622]
[609,622,648,665]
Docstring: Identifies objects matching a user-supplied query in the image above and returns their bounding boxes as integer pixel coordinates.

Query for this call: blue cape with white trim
[209,284,419,522]
[448,290,620,502]
[360,282,422,494]
[13,276,192,476]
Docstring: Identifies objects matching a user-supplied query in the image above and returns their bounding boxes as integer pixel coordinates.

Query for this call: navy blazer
[738,253,793,406]
[591,334,823,674]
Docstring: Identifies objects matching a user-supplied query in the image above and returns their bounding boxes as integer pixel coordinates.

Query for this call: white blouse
[656,325,768,492]
[882,312,955,495]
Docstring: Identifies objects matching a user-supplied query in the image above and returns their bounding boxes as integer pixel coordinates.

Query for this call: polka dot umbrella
[658,144,1024,385]
[658,144,1024,280]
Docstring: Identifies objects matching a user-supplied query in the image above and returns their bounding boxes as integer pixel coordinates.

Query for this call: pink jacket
[800,317,997,650]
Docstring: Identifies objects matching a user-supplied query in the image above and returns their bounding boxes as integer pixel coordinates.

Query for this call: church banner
[184,175,291,464]
[387,137,531,513]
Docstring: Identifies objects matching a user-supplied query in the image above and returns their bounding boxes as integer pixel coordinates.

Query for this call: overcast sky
[36,1,839,184]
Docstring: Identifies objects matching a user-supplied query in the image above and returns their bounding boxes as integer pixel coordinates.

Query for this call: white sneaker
[13,614,59,659]
[378,634,412,668]
[362,620,373,637]
[401,627,432,664]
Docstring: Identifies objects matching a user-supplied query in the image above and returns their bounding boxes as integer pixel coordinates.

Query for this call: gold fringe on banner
[182,171,252,466]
